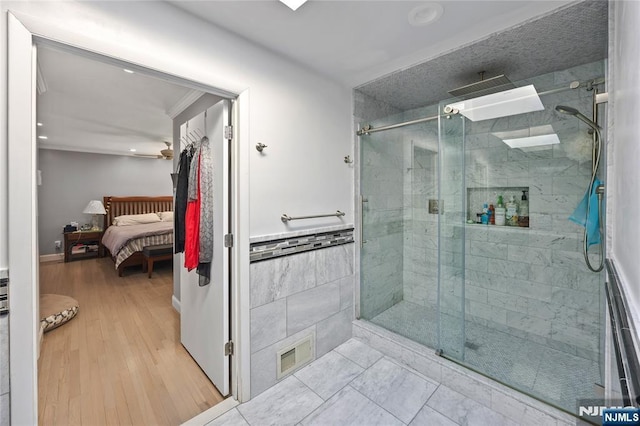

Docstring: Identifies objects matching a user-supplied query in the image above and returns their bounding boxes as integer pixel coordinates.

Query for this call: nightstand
[63,230,104,262]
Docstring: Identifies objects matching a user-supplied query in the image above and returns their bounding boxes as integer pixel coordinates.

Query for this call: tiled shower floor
[370,301,602,414]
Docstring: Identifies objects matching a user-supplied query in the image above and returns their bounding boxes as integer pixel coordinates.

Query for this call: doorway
[8,12,247,425]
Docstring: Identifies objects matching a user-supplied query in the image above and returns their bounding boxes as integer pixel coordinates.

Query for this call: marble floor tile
[427,385,518,426]
[300,386,404,426]
[294,350,364,400]
[350,357,438,424]
[409,405,459,426]
[237,376,323,425]
[334,338,384,369]
[205,408,249,426]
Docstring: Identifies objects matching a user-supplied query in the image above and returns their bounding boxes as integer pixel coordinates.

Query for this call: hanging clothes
[174,146,193,254]
[184,145,201,270]
[196,136,213,286]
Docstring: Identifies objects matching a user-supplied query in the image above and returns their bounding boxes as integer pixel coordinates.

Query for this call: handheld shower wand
[555,105,604,272]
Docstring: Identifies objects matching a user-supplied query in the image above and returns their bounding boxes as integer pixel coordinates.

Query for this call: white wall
[37,149,173,255]
[0,0,353,242]
[610,0,640,342]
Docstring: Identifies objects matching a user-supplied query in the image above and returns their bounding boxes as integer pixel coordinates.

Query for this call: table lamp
[82,200,107,231]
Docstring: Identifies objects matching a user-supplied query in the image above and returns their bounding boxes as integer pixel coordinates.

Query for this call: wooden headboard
[103,196,173,229]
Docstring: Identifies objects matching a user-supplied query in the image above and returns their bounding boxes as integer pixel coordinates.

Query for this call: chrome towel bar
[281,210,345,223]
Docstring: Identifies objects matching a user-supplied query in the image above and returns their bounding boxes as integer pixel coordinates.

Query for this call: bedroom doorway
[8,12,248,424]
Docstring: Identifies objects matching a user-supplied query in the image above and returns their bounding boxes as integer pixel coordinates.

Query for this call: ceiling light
[129,148,137,152]
[494,125,560,149]
[123,69,135,74]
[408,3,444,27]
[446,84,544,122]
[279,0,307,11]
[37,122,43,127]
[38,135,48,140]
[503,134,560,149]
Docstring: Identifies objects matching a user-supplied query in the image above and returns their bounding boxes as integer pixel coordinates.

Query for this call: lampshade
[83,200,106,215]
[446,84,544,122]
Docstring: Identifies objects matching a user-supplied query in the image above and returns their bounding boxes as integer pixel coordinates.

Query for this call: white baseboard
[172,295,181,313]
[39,253,63,263]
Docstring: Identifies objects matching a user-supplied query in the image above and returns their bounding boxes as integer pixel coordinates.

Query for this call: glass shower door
[436,111,466,359]
[359,112,441,349]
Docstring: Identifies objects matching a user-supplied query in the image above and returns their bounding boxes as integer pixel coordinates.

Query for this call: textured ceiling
[356,0,608,111]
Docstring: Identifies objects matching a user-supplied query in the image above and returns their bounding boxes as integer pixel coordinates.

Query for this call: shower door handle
[360,196,368,247]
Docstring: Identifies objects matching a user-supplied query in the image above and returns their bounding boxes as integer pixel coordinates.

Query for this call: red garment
[184,156,201,270]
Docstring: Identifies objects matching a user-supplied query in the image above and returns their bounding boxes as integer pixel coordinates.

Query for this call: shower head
[555,105,601,131]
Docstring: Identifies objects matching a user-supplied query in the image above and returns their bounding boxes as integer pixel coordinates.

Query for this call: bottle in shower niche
[505,195,519,226]
[495,195,506,226]
[518,190,529,227]
[481,203,489,225]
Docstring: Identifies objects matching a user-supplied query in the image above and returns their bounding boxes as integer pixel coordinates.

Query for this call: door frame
[7,11,251,424]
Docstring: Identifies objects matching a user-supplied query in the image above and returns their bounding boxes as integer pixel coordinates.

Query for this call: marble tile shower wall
[356,93,406,320]
[249,242,355,398]
[401,61,606,361]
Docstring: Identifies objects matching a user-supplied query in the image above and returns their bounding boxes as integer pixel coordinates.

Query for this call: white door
[180,100,231,396]
[7,13,39,425]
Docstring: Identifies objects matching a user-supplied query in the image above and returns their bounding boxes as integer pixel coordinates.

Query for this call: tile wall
[249,227,355,398]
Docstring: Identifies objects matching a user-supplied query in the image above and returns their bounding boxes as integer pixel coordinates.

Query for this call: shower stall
[357,60,607,416]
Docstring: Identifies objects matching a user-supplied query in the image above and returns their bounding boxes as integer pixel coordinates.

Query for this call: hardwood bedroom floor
[38,257,223,425]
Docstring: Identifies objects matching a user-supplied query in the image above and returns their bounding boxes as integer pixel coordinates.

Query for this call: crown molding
[166,89,204,119]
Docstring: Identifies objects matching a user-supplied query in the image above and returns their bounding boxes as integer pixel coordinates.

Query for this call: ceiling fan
[134,141,174,160]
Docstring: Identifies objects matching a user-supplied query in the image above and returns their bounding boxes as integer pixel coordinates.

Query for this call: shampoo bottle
[495,195,506,226]
[519,190,529,227]
[506,195,519,226]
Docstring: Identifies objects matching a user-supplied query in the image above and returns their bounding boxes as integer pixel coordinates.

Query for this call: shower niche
[467,186,529,227]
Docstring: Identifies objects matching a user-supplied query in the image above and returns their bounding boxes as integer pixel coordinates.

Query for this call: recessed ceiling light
[408,3,444,27]
[38,135,48,140]
[279,0,307,11]
[494,125,560,149]
[123,69,135,74]
[129,148,137,152]
[37,122,43,127]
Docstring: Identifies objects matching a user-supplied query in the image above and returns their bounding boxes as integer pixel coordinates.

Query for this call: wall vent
[276,334,314,379]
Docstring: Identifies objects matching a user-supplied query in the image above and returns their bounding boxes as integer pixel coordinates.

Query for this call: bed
[101,196,174,276]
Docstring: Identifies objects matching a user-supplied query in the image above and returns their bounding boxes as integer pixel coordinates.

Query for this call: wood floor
[38,258,223,425]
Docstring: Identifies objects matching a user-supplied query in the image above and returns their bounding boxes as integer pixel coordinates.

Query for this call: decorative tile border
[0,270,8,315]
[250,228,354,263]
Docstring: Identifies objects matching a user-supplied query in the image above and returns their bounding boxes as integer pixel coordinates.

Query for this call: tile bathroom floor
[207,338,559,426]
[370,301,601,413]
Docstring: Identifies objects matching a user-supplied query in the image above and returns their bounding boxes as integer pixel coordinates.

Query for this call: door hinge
[224,125,233,140]
[224,341,234,356]
[224,233,234,248]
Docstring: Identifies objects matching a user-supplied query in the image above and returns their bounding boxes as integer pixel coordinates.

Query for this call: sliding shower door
[359,110,441,349]
[436,112,466,359]
[438,63,607,415]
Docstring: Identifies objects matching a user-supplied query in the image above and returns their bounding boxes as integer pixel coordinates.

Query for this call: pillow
[157,211,174,222]
[112,212,161,226]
